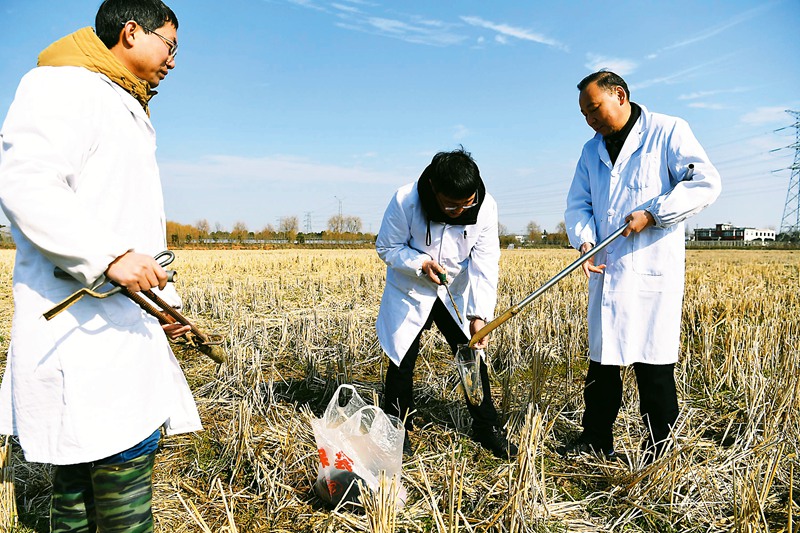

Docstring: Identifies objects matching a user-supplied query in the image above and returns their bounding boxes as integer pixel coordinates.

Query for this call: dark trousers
[581,360,678,455]
[383,299,500,434]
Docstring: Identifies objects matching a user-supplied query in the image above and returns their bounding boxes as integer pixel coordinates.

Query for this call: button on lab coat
[375,182,500,365]
[565,105,721,366]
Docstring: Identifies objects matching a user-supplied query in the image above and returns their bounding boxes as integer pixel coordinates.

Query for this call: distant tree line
[167,216,572,249]
[498,220,570,248]
[166,214,373,246]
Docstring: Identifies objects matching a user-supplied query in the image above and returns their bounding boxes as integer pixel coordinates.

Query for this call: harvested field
[0,248,798,532]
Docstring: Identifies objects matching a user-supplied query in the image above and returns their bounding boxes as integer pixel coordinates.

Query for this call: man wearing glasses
[376,148,516,460]
[0,1,197,531]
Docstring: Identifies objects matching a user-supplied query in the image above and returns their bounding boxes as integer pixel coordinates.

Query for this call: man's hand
[622,210,655,237]
[579,242,606,278]
[422,259,446,285]
[106,251,168,292]
[162,322,190,340]
[470,318,489,349]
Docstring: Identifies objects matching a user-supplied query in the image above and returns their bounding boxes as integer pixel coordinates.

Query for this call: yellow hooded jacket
[38,26,155,115]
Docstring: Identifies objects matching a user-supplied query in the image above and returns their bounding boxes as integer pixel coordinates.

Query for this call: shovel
[456,344,485,405]
[437,271,463,324]
[43,251,225,364]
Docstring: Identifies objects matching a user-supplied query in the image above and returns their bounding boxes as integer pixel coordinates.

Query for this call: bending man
[376,147,516,460]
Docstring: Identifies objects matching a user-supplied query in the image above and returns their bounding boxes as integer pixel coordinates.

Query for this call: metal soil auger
[436,269,484,404]
[42,251,225,364]
[454,223,628,405]
[468,223,628,347]
[456,164,696,404]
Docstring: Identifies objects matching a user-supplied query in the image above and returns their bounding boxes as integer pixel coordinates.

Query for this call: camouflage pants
[50,451,156,533]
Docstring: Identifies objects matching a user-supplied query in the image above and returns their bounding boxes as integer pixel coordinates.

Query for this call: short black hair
[95,0,178,49]
[577,70,630,100]
[421,146,481,199]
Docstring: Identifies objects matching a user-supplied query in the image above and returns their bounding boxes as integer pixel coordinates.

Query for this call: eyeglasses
[438,190,479,212]
[137,22,178,57]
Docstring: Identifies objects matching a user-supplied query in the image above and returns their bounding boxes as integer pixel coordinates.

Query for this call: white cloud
[630,62,714,91]
[368,17,410,35]
[460,16,567,50]
[161,154,401,186]
[414,17,446,28]
[740,106,791,126]
[353,16,466,46]
[679,87,751,100]
[680,90,724,100]
[289,0,466,46]
[584,54,638,75]
[286,0,327,12]
[688,102,727,110]
[453,124,470,140]
[661,4,771,51]
[681,90,717,100]
[285,2,569,50]
[332,3,360,14]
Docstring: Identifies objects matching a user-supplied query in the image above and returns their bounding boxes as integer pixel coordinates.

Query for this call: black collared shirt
[604,102,641,165]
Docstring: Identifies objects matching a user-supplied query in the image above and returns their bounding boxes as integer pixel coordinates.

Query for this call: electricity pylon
[777,110,800,237]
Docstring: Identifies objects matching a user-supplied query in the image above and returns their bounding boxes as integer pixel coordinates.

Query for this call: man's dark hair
[95,0,178,49]
[577,70,630,100]
[423,146,481,199]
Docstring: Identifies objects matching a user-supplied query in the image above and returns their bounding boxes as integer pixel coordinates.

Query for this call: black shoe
[557,439,616,459]
[473,428,518,460]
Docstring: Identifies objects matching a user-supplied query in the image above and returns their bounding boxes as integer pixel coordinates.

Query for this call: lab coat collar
[598,104,651,170]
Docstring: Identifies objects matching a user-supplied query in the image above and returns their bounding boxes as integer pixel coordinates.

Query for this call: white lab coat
[565,105,721,366]
[0,66,201,465]
[376,182,500,365]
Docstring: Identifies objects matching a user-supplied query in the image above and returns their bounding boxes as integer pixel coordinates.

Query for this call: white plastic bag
[311,384,407,509]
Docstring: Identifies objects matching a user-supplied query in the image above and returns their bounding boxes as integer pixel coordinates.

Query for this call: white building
[742,227,776,241]
[694,223,776,242]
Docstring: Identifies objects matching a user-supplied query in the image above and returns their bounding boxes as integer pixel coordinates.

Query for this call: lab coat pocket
[98,291,143,327]
[626,154,661,200]
[630,226,675,277]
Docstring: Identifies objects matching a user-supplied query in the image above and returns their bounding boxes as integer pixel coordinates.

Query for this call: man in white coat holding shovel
[376,147,516,460]
[562,70,721,462]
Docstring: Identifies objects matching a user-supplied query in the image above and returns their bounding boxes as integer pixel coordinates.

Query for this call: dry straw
[0,436,17,531]
[0,248,797,532]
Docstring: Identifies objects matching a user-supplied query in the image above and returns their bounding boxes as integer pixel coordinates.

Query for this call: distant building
[694,223,776,242]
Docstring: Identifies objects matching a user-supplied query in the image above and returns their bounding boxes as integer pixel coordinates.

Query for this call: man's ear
[117,21,137,50]
[615,85,627,105]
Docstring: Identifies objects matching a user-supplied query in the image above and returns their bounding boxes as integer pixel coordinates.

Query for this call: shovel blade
[456,344,483,406]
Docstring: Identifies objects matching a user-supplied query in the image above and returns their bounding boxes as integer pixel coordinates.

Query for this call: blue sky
[1,0,798,235]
